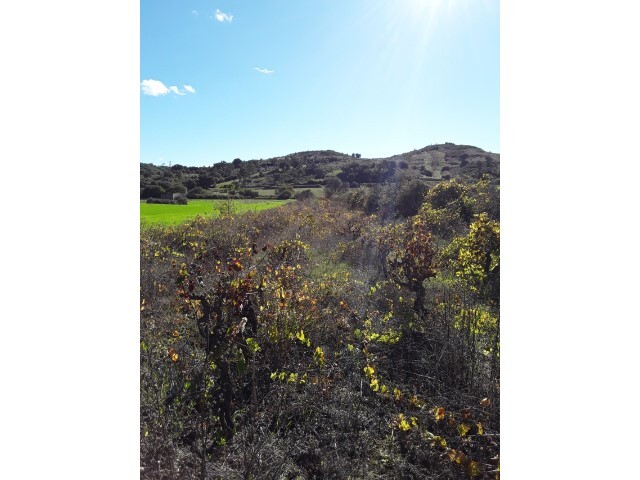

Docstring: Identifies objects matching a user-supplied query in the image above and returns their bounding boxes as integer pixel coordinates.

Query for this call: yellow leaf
[398,418,410,431]
[454,450,468,465]
[447,449,457,462]
[370,377,379,392]
[394,388,403,401]
[457,423,471,437]
[434,407,445,421]
[168,348,178,362]
[467,461,481,477]
[477,422,484,435]
[433,436,446,448]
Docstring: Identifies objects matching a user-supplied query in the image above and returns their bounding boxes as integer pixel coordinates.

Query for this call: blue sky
[141,0,499,166]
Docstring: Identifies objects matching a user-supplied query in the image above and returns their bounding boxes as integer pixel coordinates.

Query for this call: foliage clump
[141,176,500,479]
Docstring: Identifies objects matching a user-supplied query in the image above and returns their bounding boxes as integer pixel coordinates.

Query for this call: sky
[141,0,499,166]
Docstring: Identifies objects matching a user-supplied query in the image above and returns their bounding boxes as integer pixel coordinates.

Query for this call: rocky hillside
[140,143,499,199]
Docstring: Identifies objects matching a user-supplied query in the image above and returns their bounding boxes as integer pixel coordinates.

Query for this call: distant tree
[275,186,294,199]
[232,158,242,167]
[398,160,409,169]
[294,189,314,201]
[187,186,206,198]
[324,177,346,198]
[239,189,260,198]
[197,174,216,189]
[141,185,165,199]
[278,159,290,171]
[166,184,187,194]
[174,194,188,205]
[396,177,428,218]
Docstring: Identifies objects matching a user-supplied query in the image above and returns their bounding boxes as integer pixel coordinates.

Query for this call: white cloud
[215,9,233,22]
[140,79,170,96]
[141,79,196,96]
[169,86,185,96]
[192,10,198,15]
[254,67,274,74]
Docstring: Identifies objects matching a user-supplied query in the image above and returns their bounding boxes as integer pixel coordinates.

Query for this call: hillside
[140,143,499,200]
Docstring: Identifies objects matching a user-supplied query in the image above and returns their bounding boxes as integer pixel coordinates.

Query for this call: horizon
[140,141,499,168]
[141,1,499,167]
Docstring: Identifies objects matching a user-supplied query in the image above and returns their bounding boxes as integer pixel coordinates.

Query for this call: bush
[187,186,206,198]
[174,194,188,205]
[294,189,314,201]
[276,190,293,200]
[239,189,260,198]
[166,185,188,194]
[146,198,175,204]
[275,185,295,200]
[396,177,428,218]
[324,177,346,198]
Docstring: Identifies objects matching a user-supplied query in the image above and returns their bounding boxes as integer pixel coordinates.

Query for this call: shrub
[174,194,188,205]
[166,185,188,194]
[187,186,206,198]
[146,198,175,204]
[324,177,346,198]
[396,177,428,218]
[239,189,260,198]
[276,190,293,200]
[294,189,314,201]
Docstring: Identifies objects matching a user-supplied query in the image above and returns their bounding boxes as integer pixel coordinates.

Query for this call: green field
[140,199,289,226]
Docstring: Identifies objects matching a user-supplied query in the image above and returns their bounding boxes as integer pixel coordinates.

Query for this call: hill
[140,143,499,200]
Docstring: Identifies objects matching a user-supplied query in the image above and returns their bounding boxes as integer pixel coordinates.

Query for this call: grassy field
[140,199,290,226]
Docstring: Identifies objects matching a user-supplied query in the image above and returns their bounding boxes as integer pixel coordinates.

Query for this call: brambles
[141,177,500,479]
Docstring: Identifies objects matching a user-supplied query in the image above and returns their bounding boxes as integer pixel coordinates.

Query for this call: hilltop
[140,142,499,200]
